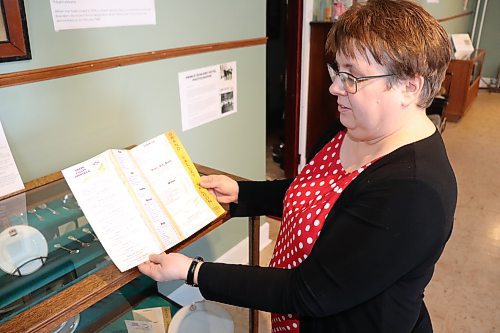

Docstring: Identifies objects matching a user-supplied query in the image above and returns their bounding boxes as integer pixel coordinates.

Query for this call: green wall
[0,0,266,281]
[420,0,498,78]
[418,0,474,34]
[313,0,498,78]
[473,0,499,78]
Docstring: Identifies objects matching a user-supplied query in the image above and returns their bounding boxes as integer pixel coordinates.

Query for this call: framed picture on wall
[0,0,31,63]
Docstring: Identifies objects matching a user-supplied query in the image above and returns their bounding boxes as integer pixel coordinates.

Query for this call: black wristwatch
[185,256,204,287]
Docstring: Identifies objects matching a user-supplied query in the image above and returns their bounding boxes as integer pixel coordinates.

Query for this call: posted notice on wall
[0,121,24,198]
[178,62,237,131]
[49,0,156,31]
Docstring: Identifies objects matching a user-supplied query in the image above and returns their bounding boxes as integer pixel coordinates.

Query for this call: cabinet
[444,49,486,122]
[0,165,260,333]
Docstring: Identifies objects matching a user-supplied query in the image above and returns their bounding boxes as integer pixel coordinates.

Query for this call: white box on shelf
[451,34,474,60]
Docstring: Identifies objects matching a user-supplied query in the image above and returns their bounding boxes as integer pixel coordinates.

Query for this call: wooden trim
[0,37,267,88]
[437,11,473,23]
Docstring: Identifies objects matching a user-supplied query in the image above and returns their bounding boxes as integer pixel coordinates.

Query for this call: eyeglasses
[327,63,394,94]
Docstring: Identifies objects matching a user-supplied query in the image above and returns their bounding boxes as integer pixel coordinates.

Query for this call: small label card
[131,306,172,333]
[125,320,154,333]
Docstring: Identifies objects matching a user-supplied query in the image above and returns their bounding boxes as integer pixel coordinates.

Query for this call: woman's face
[329,50,407,143]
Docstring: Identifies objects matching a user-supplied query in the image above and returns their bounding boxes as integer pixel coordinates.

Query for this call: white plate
[0,225,48,276]
[168,301,234,333]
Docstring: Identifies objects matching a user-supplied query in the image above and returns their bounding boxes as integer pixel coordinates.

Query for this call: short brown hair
[326,0,451,108]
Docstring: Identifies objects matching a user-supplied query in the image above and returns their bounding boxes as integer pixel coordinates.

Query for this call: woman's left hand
[138,252,192,282]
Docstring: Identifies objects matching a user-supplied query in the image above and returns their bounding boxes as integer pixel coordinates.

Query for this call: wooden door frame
[283,0,303,178]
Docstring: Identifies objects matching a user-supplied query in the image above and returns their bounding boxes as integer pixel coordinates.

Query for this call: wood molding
[437,11,473,23]
[0,37,267,88]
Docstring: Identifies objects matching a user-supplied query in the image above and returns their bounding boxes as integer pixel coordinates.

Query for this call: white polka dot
[306,213,311,219]
[315,190,320,195]
[299,242,303,249]
[323,155,328,161]
[294,184,298,189]
[333,169,338,174]
[311,182,316,187]
[305,191,310,196]
[293,323,298,328]
[314,219,320,226]
[304,254,308,259]
[300,200,305,205]
[298,258,302,263]
[289,193,294,198]
[316,174,321,179]
[316,195,323,201]
[287,264,291,269]
[316,208,322,215]
[338,133,343,139]
[301,183,307,188]
[320,165,325,170]
[327,146,332,151]
[288,314,293,318]
[305,169,310,174]
[307,237,313,244]
[335,143,339,148]
[324,203,330,209]
[299,218,303,224]
[310,160,315,165]
[298,230,302,236]
[305,225,311,231]
[320,181,325,186]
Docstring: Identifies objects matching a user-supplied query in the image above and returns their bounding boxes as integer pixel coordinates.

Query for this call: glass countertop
[0,178,110,324]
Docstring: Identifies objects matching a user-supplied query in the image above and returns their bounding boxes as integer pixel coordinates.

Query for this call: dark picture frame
[0,0,31,63]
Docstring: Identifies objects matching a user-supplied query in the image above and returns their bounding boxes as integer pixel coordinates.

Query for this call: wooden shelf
[444,49,486,122]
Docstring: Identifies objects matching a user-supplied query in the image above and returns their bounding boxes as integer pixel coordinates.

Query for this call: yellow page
[130,131,225,238]
[62,150,164,272]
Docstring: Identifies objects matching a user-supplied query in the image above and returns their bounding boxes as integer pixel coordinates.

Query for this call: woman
[139,1,457,332]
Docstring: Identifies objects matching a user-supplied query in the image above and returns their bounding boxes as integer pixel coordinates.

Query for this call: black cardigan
[198,125,457,333]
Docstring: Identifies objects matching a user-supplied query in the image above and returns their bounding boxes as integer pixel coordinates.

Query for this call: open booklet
[62,131,225,272]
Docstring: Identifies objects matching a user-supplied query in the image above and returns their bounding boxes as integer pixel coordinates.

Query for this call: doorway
[266,0,303,180]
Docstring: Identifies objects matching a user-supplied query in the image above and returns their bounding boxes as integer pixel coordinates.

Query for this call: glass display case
[0,165,260,333]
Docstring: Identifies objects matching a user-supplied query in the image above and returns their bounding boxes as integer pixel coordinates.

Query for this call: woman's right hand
[199,175,239,204]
